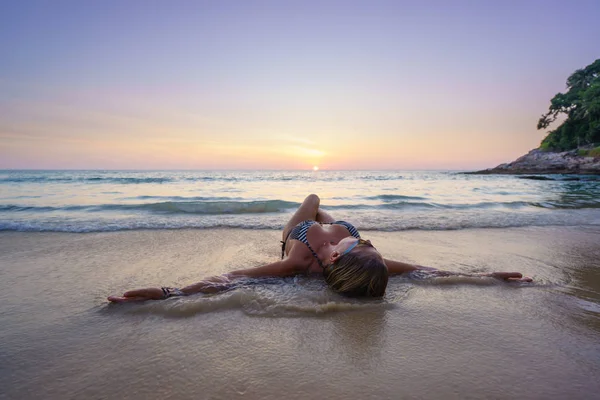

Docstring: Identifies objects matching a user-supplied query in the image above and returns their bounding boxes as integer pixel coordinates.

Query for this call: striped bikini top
[285,220,361,268]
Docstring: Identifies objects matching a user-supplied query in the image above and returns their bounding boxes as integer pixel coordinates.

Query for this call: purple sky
[1,0,599,170]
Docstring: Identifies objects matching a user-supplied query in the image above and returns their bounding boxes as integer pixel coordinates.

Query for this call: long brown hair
[323,252,388,297]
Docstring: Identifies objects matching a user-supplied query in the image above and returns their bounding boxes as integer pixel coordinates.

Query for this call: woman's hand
[427,270,532,282]
[488,272,533,282]
[107,287,164,303]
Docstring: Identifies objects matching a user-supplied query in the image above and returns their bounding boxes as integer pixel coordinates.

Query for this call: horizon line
[0,167,473,172]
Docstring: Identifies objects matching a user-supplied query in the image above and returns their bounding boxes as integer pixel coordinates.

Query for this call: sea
[1,169,600,233]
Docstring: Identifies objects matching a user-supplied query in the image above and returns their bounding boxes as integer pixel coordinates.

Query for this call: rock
[468,148,600,175]
[516,175,555,180]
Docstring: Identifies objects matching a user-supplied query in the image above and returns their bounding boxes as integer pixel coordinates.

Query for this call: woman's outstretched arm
[383,258,532,282]
[108,258,305,303]
[107,275,242,303]
[383,258,433,274]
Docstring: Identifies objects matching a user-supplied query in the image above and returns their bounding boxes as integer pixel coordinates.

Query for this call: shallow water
[1,227,599,399]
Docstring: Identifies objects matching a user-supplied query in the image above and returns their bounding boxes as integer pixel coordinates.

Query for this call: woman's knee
[304,194,320,205]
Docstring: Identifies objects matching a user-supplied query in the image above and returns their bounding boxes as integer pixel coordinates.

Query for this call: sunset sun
[313,166,319,171]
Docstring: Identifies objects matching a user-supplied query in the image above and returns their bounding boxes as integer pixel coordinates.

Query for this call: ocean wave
[328,200,600,210]
[110,200,299,214]
[2,208,600,233]
[3,197,600,216]
[364,194,426,201]
[122,195,244,201]
[0,176,174,184]
[0,220,280,233]
[0,200,301,215]
[0,205,60,212]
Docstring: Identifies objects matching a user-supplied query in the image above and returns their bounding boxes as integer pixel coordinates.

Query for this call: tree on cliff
[537,59,600,151]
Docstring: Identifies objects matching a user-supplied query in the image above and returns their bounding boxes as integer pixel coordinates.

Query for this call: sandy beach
[1,226,599,399]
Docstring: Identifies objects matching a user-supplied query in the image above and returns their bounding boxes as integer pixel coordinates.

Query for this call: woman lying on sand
[108,194,531,302]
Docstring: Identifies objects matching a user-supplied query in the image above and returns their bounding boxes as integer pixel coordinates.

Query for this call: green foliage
[539,142,552,151]
[575,146,600,157]
[538,59,600,151]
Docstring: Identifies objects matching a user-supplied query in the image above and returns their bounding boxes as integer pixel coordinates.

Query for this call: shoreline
[1,219,600,234]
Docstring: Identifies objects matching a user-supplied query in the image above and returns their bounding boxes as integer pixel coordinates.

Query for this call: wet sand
[1,227,599,399]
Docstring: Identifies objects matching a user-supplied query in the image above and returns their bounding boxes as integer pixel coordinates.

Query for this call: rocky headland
[469,147,600,176]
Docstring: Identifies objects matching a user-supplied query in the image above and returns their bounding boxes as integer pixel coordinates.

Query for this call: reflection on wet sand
[329,309,388,369]
[562,246,600,333]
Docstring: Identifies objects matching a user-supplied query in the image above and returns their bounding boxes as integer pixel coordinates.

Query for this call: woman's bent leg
[282,194,320,241]
[316,208,335,223]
